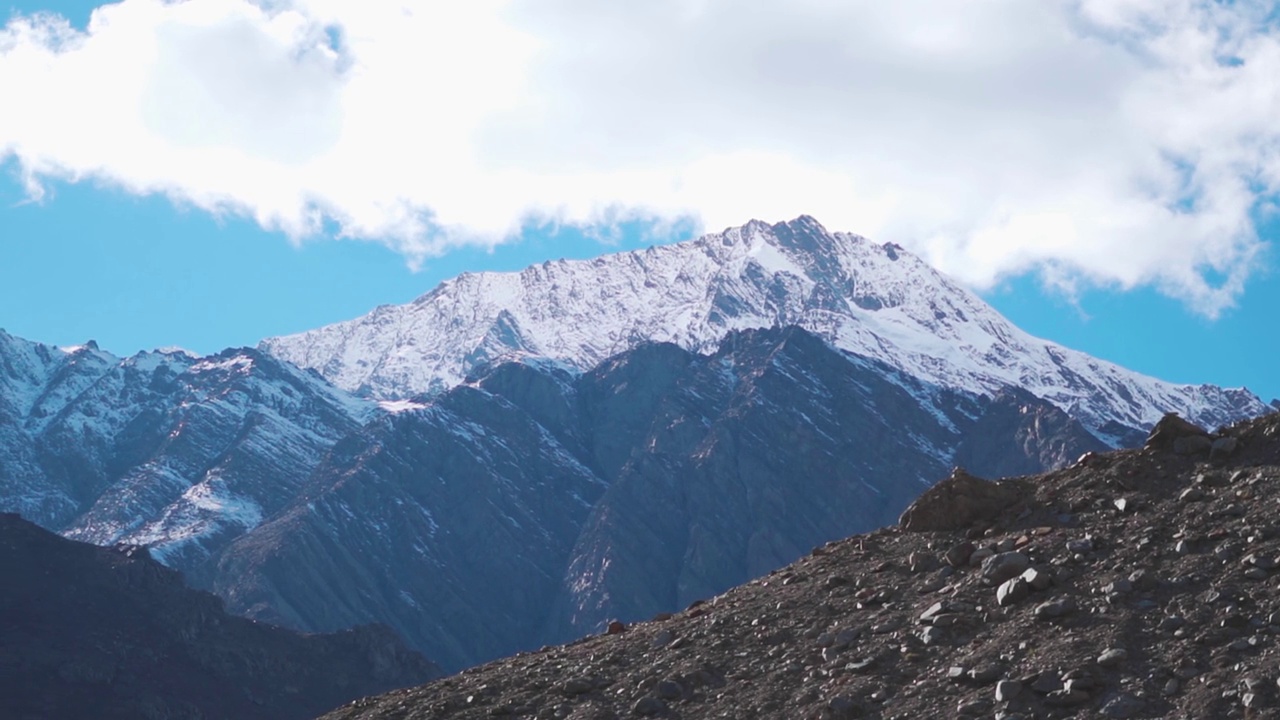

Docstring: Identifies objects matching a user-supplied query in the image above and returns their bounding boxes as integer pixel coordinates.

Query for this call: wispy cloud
[2,0,1278,315]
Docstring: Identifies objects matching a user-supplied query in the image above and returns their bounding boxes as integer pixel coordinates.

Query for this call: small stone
[969,665,1003,684]
[1114,498,1133,513]
[1098,648,1129,667]
[834,628,859,648]
[1046,688,1090,706]
[919,602,950,624]
[995,680,1023,702]
[1101,692,1144,718]
[956,699,990,715]
[1066,537,1093,554]
[560,678,594,695]
[1245,554,1278,570]
[997,577,1030,607]
[1180,487,1205,502]
[1245,567,1269,581]
[1034,598,1077,620]
[606,620,627,635]
[1176,540,1191,554]
[1021,567,1053,591]
[1031,674,1063,694]
[919,626,944,645]
[982,552,1032,583]
[969,547,996,566]
[1163,679,1180,696]
[651,630,676,648]
[654,680,682,700]
[827,694,859,716]
[946,666,968,682]
[1102,579,1133,595]
[996,538,1017,553]
[633,696,666,716]
[946,541,976,567]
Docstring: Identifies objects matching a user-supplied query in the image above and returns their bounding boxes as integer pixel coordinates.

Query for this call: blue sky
[2,0,1279,404]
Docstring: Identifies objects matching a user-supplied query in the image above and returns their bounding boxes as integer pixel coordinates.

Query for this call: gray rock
[1046,688,1091,706]
[651,630,676,648]
[969,665,1003,684]
[654,680,682,700]
[1180,487,1205,502]
[1031,673,1062,694]
[1100,692,1144,718]
[946,541,976,567]
[997,577,1031,606]
[995,679,1022,702]
[1097,648,1128,667]
[1244,553,1278,570]
[1065,538,1093,554]
[1021,567,1053,591]
[919,625,944,645]
[982,552,1031,584]
[560,677,595,695]
[969,547,996,566]
[633,696,666,715]
[1034,598,1077,620]
[632,691,665,712]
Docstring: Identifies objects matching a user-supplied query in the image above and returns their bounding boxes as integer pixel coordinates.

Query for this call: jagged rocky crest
[0,513,438,720]
[261,216,1268,439]
[321,410,1280,720]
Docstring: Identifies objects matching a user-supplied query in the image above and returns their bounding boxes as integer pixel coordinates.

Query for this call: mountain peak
[260,218,1268,436]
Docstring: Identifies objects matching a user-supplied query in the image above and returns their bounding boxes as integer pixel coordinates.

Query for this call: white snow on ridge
[261,215,1266,437]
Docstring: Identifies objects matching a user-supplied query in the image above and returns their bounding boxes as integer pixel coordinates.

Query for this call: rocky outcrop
[0,513,438,720]
[321,410,1280,720]
[897,467,1025,532]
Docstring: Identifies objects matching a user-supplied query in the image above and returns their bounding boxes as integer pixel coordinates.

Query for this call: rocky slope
[211,326,1106,672]
[261,216,1269,440]
[0,513,438,720]
[322,409,1280,720]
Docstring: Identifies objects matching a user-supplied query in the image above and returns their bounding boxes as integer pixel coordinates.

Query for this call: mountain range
[0,216,1270,673]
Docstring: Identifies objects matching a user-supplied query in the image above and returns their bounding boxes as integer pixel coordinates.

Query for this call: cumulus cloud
[2,0,1278,315]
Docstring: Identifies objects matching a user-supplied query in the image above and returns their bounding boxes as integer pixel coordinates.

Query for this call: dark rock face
[0,513,438,720]
[320,411,1280,720]
[213,327,1107,671]
[952,387,1110,479]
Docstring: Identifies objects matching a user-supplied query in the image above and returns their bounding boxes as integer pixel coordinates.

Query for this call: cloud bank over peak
[2,0,1278,315]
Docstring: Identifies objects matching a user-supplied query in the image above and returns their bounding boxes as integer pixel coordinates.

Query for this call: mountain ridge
[260,216,1268,438]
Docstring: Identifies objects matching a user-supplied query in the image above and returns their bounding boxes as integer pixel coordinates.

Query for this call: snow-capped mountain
[2,216,1271,674]
[0,330,374,578]
[261,216,1268,440]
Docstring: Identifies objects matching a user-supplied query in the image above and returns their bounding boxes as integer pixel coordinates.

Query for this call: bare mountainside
[323,410,1280,720]
[262,216,1268,442]
[0,513,438,720]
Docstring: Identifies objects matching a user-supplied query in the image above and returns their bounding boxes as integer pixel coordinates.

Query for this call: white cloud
[2,0,1279,315]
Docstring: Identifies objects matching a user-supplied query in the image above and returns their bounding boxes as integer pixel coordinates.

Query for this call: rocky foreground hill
[0,513,439,720]
[323,410,1280,720]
